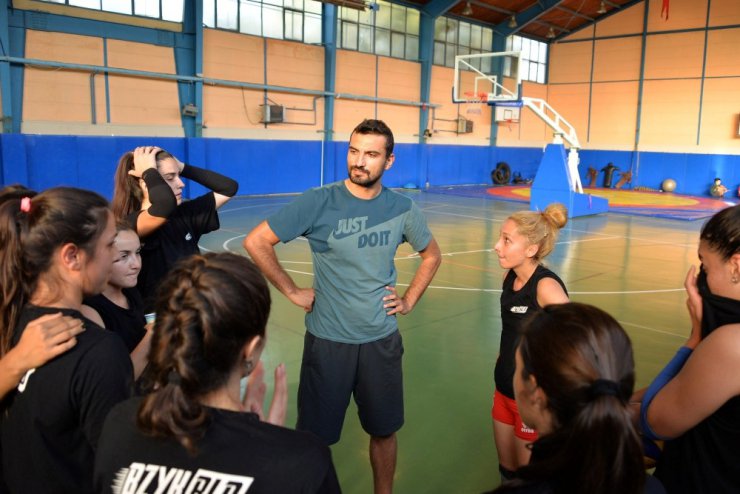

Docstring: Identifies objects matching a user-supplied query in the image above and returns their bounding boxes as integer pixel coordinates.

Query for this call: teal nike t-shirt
[268,181,432,343]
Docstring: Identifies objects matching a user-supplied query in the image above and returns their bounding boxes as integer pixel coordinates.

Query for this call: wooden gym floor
[201,190,704,493]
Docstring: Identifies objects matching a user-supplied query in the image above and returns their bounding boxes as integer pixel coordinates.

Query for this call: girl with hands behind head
[112,146,238,310]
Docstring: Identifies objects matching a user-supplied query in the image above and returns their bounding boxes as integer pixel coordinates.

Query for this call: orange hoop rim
[462,91,489,102]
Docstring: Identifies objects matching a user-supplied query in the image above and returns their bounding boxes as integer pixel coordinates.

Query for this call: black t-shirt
[655,395,740,493]
[1,305,133,494]
[83,288,146,352]
[495,265,567,398]
[130,193,219,310]
[94,397,341,494]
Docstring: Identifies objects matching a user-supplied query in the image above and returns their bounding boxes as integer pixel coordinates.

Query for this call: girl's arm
[536,277,569,307]
[178,158,238,209]
[643,323,740,439]
[0,313,84,398]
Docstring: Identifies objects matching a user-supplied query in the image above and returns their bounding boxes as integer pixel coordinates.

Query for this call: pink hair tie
[20,197,31,213]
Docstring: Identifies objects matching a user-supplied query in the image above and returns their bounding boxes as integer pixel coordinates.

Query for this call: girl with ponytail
[0,185,86,400]
[94,253,340,494]
[492,203,570,478]
[112,146,238,311]
[494,302,662,494]
[0,187,133,494]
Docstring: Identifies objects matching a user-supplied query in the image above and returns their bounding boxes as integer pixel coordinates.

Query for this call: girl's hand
[128,146,161,178]
[684,265,702,349]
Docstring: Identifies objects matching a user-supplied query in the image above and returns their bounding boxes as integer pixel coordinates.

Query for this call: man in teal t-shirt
[245,119,441,494]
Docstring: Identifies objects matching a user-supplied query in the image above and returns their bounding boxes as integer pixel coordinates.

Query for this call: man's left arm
[384,238,442,315]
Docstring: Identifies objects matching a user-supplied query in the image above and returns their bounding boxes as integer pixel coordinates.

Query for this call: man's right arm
[244,221,315,312]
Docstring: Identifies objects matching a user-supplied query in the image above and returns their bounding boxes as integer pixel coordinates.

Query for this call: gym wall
[1,0,739,198]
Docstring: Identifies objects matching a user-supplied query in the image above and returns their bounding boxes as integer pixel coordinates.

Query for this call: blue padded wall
[577,149,740,197]
[1,134,738,200]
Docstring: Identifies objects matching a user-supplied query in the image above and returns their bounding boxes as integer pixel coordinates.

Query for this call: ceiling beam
[556,5,594,21]
[532,18,570,33]
[552,0,644,42]
[494,0,565,37]
[466,0,514,16]
[422,0,459,18]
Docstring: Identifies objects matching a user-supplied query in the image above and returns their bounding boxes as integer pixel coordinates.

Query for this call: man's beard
[348,167,382,188]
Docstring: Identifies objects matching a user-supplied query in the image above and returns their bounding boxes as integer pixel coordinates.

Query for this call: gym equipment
[491,162,511,185]
[662,179,677,192]
[601,163,619,188]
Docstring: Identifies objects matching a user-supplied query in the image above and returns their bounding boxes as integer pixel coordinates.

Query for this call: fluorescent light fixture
[462,1,473,16]
[546,27,556,38]
[508,15,517,28]
[597,1,607,14]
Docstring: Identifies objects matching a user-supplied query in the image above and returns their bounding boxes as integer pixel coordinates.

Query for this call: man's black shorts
[296,330,404,444]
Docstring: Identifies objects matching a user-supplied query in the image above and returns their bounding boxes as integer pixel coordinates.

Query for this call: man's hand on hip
[384,285,411,316]
[289,287,315,313]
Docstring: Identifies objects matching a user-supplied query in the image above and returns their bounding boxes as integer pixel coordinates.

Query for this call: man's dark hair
[351,119,394,158]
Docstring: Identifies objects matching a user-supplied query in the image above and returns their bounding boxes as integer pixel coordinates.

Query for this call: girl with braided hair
[94,252,340,494]
[492,203,570,479]
[493,303,663,494]
[0,187,132,494]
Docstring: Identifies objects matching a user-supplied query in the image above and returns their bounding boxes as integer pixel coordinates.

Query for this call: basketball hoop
[463,91,489,103]
[502,118,518,131]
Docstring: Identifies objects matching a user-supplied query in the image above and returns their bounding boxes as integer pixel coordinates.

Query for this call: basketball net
[463,91,489,103]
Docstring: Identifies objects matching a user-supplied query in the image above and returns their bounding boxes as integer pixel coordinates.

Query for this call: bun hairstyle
[137,252,271,454]
[511,302,644,494]
[0,186,110,356]
[509,203,568,261]
[111,148,175,220]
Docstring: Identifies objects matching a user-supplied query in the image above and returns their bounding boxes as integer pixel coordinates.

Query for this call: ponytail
[499,303,645,494]
[0,186,109,356]
[112,152,143,221]
[0,197,27,356]
[137,253,271,454]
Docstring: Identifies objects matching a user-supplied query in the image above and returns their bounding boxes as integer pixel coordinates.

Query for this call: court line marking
[215,198,700,252]
[424,208,700,247]
[214,234,621,261]
[218,201,292,214]
[618,320,686,339]
[239,267,685,296]
[209,253,687,337]
[206,234,689,295]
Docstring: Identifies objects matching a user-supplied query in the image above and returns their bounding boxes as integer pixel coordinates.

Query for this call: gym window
[505,35,547,84]
[203,0,323,44]
[433,17,493,72]
[38,0,184,22]
[336,1,420,61]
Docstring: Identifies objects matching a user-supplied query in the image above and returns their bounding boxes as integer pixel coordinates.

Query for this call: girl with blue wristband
[640,205,740,494]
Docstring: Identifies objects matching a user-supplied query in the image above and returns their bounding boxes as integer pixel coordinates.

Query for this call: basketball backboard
[452,51,522,104]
